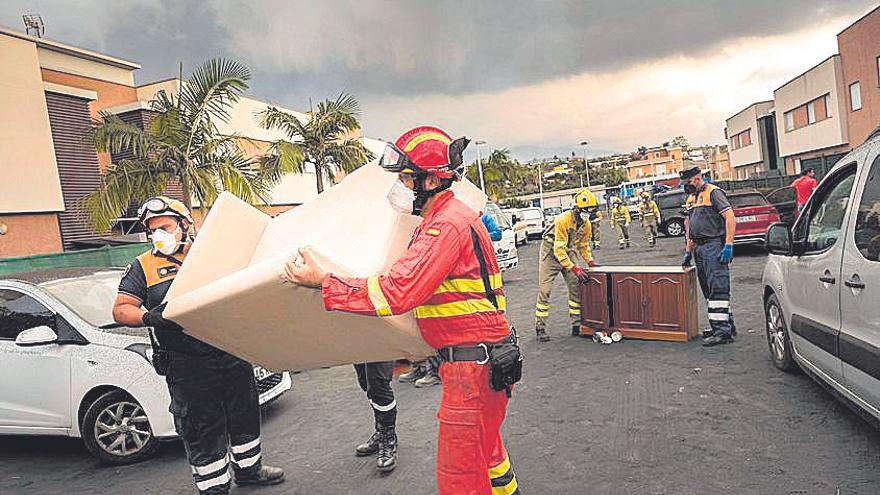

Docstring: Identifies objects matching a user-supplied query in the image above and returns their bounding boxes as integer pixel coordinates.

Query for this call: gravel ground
[2,221,879,495]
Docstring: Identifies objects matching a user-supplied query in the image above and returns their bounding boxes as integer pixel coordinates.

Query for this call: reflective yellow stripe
[489,457,511,478]
[568,301,580,308]
[367,276,392,317]
[414,297,502,319]
[492,477,518,495]
[536,302,550,310]
[435,274,503,294]
[402,132,452,152]
[535,310,549,317]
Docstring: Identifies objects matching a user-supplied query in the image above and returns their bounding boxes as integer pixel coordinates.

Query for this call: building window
[877,56,880,87]
[785,112,794,132]
[730,129,752,150]
[825,94,832,118]
[850,81,862,111]
[656,164,667,175]
[741,129,751,147]
[807,101,816,124]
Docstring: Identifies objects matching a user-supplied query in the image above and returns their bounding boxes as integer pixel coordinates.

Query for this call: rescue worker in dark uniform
[679,168,738,347]
[353,360,399,472]
[112,197,284,494]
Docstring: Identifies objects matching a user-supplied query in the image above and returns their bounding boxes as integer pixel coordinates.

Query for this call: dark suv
[655,189,688,237]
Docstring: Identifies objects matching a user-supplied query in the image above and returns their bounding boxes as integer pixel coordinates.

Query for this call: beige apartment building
[773,55,850,175]
[724,101,777,180]
[0,27,324,259]
[624,145,685,181]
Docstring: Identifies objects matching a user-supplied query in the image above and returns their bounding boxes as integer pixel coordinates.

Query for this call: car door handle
[845,278,865,289]
[819,275,836,284]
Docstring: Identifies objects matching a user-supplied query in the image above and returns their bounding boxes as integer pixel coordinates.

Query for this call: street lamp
[532,159,545,211]
[475,140,487,192]
[579,140,591,188]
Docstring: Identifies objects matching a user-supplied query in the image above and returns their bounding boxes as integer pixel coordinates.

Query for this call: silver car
[763,129,880,425]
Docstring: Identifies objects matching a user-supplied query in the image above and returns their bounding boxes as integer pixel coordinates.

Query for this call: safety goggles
[378,142,420,174]
[138,197,174,220]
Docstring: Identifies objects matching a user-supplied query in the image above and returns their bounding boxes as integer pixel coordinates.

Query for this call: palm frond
[90,112,153,156]
[77,159,171,231]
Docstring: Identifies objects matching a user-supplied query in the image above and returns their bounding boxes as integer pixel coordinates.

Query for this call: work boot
[536,328,551,342]
[571,324,581,337]
[594,244,601,250]
[702,335,734,347]
[618,243,625,250]
[356,430,380,457]
[376,427,398,472]
[397,364,426,383]
[234,465,285,486]
[415,371,441,388]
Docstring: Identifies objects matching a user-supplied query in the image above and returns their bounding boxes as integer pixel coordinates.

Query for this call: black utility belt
[693,237,724,245]
[438,343,492,363]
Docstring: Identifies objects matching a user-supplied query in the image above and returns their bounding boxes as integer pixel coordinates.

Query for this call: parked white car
[763,129,880,426]
[0,268,292,465]
[517,207,546,240]
[501,208,529,246]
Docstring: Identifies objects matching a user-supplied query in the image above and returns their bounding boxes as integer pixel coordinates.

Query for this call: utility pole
[538,159,545,210]
[475,140,487,192]
[580,140,591,188]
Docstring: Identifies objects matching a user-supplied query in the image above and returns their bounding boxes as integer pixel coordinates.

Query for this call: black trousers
[354,361,397,429]
[167,351,262,495]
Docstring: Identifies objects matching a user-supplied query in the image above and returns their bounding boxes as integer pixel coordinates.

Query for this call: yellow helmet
[612,196,623,205]
[138,196,194,227]
[573,189,598,209]
[641,191,651,200]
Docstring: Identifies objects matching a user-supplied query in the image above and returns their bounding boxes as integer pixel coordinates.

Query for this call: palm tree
[81,58,290,231]
[257,92,373,194]
[466,148,530,201]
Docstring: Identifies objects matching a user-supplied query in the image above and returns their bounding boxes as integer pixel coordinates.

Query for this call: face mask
[684,183,697,194]
[151,227,182,256]
[387,179,416,214]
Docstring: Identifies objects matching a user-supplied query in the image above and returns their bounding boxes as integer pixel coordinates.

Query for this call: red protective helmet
[379,126,469,180]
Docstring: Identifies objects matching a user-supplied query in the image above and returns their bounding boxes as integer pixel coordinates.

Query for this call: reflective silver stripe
[371,399,397,412]
[708,313,729,321]
[195,471,231,491]
[232,452,262,469]
[231,437,260,454]
[707,300,730,309]
[191,454,229,475]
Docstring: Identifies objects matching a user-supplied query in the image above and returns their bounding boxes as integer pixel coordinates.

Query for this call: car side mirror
[766,223,793,256]
[15,325,58,347]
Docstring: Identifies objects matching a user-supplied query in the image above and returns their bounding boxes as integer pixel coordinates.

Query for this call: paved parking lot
[2,222,880,494]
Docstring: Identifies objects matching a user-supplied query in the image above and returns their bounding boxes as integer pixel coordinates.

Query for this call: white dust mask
[387,180,416,214]
[151,227,183,256]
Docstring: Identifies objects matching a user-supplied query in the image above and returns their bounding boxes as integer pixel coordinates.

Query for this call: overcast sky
[3,1,876,159]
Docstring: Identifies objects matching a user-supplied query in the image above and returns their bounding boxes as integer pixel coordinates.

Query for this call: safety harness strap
[469,226,498,309]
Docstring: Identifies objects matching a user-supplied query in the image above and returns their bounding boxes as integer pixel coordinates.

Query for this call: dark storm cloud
[1,0,874,102]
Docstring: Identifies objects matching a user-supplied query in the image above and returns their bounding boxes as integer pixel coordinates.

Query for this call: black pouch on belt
[489,330,523,397]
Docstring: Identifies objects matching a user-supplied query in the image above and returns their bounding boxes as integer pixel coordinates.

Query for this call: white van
[763,128,880,425]
[484,203,518,271]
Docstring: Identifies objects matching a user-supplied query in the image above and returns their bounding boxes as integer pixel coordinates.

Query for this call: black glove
[142,302,182,332]
[682,251,693,267]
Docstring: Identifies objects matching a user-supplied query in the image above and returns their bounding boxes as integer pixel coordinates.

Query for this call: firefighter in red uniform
[283,126,522,495]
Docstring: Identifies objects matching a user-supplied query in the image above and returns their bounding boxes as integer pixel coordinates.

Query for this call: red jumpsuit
[322,190,520,495]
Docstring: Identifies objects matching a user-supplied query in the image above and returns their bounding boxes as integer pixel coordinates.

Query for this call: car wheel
[81,390,160,465]
[665,219,685,237]
[765,293,797,373]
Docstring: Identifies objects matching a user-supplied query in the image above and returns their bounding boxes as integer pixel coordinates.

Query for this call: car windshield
[485,203,512,229]
[729,194,768,208]
[39,271,123,328]
[657,194,686,209]
[522,209,542,220]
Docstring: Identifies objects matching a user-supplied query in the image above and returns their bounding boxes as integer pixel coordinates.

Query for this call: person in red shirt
[792,167,818,215]
[283,126,521,495]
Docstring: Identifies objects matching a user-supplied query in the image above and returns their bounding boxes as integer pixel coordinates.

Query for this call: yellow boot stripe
[488,457,511,478]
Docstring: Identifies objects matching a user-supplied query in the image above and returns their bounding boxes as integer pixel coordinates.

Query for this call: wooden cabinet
[579,266,698,342]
